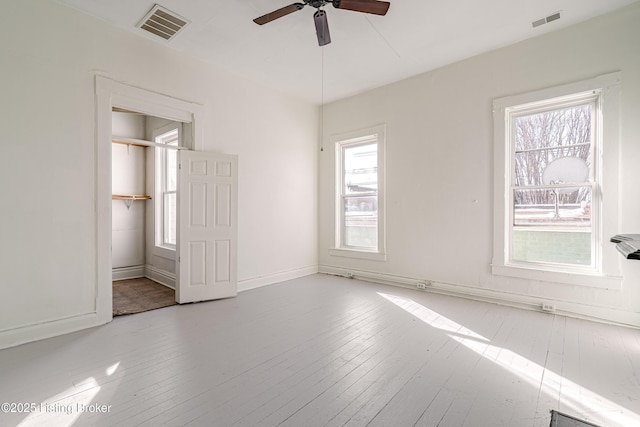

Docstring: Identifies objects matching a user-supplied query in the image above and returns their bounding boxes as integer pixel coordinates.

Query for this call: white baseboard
[0,312,104,350]
[116,264,312,292]
[1,265,176,350]
[318,265,640,329]
[239,265,319,292]
[145,265,176,289]
[112,265,175,289]
[112,265,145,281]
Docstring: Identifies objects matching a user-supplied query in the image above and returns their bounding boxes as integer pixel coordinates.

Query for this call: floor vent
[532,11,561,28]
[549,410,601,427]
[137,4,189,41]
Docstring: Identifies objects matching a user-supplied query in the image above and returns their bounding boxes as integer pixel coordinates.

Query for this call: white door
[177,150,238,303]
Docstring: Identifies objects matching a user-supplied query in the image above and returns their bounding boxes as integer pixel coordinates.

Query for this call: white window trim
[152,123,182,259]
[329,125,386,261]
[509,92,599,271]
[492,72,622,289]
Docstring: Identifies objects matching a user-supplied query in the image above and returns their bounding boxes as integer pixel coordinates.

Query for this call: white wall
[0,0,318,347]
[319,3,640,326]
[112,112,146,271]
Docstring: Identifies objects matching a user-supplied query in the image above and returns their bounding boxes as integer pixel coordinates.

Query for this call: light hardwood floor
[1,274,639,426]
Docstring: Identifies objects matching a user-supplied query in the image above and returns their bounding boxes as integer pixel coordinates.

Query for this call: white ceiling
[55,0,638,104]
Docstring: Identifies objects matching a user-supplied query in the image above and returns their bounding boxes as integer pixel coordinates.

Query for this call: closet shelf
[112,194,152,201]
[112,136,186,150]
[112,139,147,148]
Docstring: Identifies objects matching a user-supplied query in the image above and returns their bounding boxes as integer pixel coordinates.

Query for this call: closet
[111,109,188,309]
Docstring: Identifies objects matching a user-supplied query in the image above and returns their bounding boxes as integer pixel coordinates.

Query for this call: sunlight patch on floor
[377,292,488,341]
[17,361,120,427]
[17,377,101,427]
[451,335,639,427]
[378,292,640,427]
[106,361,120,376]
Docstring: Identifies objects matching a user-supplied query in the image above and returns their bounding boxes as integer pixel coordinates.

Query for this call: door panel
[214,240,231,282]
[177,151,238,303]
[190,183,207,227]
[215,184,232,226]
[188,240,207,286]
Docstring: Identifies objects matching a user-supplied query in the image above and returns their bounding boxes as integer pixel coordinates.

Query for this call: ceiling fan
[253,0,391,46]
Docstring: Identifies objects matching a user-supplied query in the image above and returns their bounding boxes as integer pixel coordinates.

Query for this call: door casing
[95,76,204,323]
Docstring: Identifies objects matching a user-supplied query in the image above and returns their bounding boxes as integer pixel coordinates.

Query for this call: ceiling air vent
[137,4,189,41]
[532,11,561,28]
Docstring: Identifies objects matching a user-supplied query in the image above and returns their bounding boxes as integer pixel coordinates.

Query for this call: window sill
[491,263,622,290]
[153,245,176,260]
[329,248,387,261]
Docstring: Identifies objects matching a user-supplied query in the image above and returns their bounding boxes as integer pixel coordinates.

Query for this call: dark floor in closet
[113,278,176,316]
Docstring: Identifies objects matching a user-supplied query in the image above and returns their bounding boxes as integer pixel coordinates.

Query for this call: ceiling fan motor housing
[308,0,331,8]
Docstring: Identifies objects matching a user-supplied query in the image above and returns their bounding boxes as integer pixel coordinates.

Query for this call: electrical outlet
[416,280,432,289]
[542,303,556,312]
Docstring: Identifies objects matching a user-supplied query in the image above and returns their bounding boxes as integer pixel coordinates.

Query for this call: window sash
[155,128,180,250]
[506,93,599,270]
[162,191,176,246]
[341,194,378,249]
[338,138,379,251]
[514,142,591,155]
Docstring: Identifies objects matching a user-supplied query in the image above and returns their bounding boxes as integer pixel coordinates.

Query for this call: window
[510,95,596,268]
[492,73,621,288]
[155,127,180,250]
[330,125,386,260]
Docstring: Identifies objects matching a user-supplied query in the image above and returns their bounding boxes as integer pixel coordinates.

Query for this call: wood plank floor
[1,274,639,426]
[113,278,176,316]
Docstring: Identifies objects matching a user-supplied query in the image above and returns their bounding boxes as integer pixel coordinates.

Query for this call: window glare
[344,143,377,194]
[166,149,177,192]
[155,127,179,249]
[163,192,176,246]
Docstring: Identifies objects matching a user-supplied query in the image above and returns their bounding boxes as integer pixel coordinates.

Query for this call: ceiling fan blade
[332,0,390,16]
[253,3,305,25]
[313,10,331,46]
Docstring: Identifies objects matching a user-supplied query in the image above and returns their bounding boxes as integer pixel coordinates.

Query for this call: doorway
[110,108,189,315]
[95,76,238,325]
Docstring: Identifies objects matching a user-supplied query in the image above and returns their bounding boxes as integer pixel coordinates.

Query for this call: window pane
[513,186,592,266]
[513,187,591,227]
[163,192,176,246]
[344,143,377,195]
[514,103,592,187]
[344,195,377,248]
[512,230,591,266]
[166,148,177,192]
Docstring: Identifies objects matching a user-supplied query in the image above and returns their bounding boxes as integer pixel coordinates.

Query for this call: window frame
[153,124,181,257]
[329,125,386,261]
[492,73,622,289]
[508,93,598,270]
